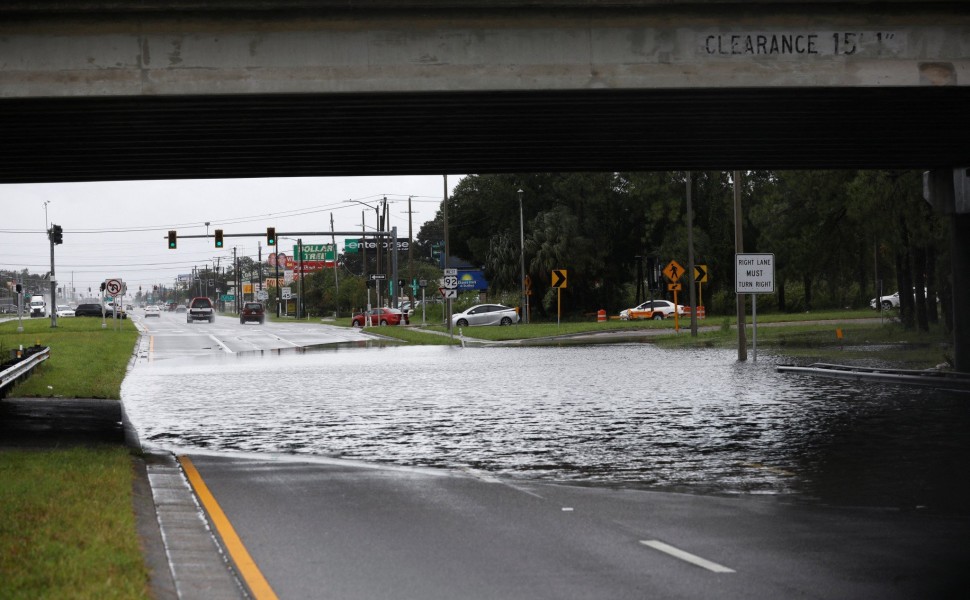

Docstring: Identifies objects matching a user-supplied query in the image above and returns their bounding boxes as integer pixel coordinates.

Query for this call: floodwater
[122,344,970,513]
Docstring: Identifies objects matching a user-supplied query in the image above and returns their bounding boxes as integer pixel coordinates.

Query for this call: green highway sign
[221,294,235,301]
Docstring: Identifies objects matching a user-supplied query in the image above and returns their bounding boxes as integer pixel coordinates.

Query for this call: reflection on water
[122,344,970,512]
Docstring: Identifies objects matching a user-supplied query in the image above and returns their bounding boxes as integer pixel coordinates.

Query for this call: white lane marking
[640,540,736,573]
[270,334,301,347]
[208,334,234,354]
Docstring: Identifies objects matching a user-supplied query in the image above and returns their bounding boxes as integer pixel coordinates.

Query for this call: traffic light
[168,230,177,249]
[100,282,106,292]
[267,227,276,246]
[15,283,22,294]
[50,224,63,245]
[215,229,224,248]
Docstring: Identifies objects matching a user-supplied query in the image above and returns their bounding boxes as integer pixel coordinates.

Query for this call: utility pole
[734,171,747,361]
[687,172,698,337]
[233,247,239,314]
[407,196,414,308]
[331,212,339,318]
[444,174,451,330]
[360,209,367,286]
[298,238,304,319]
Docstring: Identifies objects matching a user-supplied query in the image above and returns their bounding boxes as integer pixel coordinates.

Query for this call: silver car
[451,304,519,327]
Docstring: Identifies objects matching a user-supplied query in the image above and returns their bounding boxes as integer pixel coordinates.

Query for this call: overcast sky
[1,175,462,301]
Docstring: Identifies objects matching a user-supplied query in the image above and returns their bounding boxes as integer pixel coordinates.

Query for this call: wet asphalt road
[186,452,970,600]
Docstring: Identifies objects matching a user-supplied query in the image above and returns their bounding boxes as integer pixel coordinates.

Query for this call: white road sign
[440,287,458,299]
[282,287,292,300]
[443,276,458,289]
[735,253,775,293]
[105,278,123,296]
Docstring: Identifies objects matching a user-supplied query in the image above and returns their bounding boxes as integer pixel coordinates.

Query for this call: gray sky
[1,175,462,301]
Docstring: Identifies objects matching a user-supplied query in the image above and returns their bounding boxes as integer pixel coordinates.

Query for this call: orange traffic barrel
[597,309,606,322]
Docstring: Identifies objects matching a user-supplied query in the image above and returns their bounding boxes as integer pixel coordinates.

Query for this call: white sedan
[620,299,687,320]
[56,305,75,317]
[451,304,520,327]
[144,305,161,318]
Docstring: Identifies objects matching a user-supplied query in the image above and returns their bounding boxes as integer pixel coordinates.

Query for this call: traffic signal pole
[49,231,57,328]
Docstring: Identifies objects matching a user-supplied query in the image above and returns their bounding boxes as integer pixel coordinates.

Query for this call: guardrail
[777,362,970,393]
[0,346,51,398]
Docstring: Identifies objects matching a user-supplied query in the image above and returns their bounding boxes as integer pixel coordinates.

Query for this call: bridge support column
[924,168,970,373]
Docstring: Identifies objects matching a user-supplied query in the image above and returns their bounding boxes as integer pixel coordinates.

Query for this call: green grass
[416,309,881,342]
[360,326,460,345]
[654,319,952,369]
[0,318,138,399]
[0,448,151,600]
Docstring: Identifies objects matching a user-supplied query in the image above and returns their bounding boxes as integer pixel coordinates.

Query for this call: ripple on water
[122,344,970,510]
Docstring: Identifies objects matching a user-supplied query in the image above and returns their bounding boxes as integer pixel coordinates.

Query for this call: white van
[28,296,47,317]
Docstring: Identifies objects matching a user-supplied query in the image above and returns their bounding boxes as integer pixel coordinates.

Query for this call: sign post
[443,268,457,334]
[663,261,684,331]
[551,269,567,327]
[735,253,775,361]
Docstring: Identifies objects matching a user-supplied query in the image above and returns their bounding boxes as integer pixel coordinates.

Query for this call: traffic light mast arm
[166,231,397,239]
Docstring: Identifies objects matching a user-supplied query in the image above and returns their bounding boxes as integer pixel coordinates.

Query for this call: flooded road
[122,338,970,513]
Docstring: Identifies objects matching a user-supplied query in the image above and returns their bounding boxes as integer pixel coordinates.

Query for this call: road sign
[221,294,235,302]
[668,283,682,291]
[292,244,335,261]
[694,264,709,283]
[439,287,458,299]
[256,290,268,301]
[370,273,387,280]
[443,275,458,289]
[444,268,457,276]
[419,279,428,288]
[282,287,292,300]
[735,253,775,293]
[104,278,123,296]
[663,260,684,282]
[551,269,567,288]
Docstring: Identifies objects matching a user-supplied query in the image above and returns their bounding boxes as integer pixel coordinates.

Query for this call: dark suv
[187,297,215,323]
[240,302,265,325]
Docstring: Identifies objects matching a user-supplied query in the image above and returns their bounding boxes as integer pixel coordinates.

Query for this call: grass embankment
[398,308,950,369]
[414,309,881,341]
[654,315,952,369]
[1,319,149,599]
[358,326,460,345]
[0,448,151,600]
[0,317,137,399]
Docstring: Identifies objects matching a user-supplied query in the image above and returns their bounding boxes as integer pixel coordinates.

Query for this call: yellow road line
[178,456,280,600]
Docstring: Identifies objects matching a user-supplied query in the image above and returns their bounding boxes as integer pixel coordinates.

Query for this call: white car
[451,304,520,327]
[144,305,161,318]
[56,304,75,317]
[870,289,936,310]
[620,299,687,320]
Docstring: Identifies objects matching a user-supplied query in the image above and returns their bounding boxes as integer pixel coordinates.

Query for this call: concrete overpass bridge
[1,0,969,368]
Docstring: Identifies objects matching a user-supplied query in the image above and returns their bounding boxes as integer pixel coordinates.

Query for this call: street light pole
[518,188,528,324]
[298,238,304,319]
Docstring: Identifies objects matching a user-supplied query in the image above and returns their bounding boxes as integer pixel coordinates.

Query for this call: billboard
[344,238,410,254]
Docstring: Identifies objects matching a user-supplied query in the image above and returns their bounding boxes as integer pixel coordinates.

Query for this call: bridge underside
[2,86,968,184]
